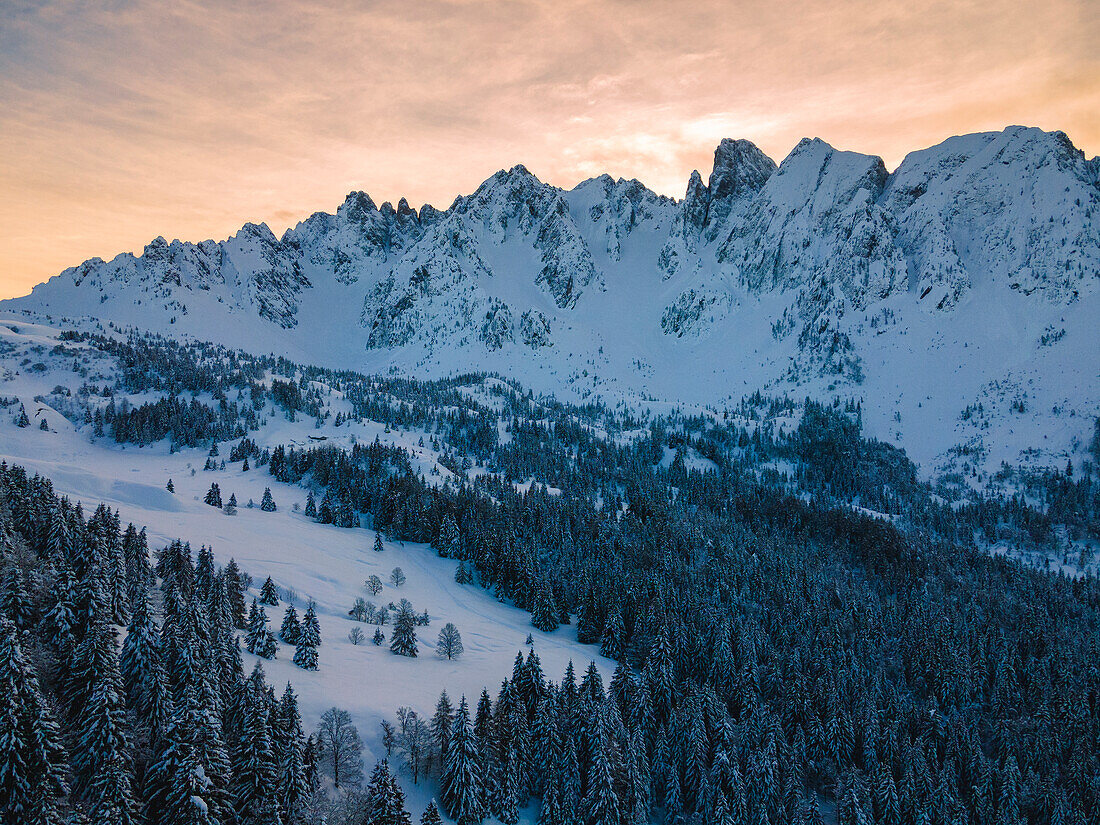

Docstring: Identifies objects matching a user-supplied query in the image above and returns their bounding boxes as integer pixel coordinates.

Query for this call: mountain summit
[6,126,1098,478]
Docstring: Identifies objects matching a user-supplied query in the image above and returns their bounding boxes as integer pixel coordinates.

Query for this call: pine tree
[280,605,302,644]
[431,691,455,766]
[390,603,418,658]
[440,697,485,825]
[531,584,559,632]
[293,638,318,670]
[435,516,459,558]
[225,558,248,628]
[71,612,138,824]
[260,576,280,606]
[304,491,316,519]
[120,594,170,740]
[455,561,473,585]
[362,759,413,825]
[599,607,624,660]
[421,801,443,825]
[166,478,174,493]
[0,619,68,824]
[584,709,619,825]
[204,483,222,508]
[374,532,385,553]
[275,683,309,824]
[233,679,280,825]
[260,488,277,512]
[302,602,321,647]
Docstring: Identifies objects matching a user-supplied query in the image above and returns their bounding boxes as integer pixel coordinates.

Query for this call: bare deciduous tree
[316,707,363,789]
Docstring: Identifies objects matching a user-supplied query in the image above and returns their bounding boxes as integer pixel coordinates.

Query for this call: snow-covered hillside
[0,318,615,821]
[6,125,1099,483]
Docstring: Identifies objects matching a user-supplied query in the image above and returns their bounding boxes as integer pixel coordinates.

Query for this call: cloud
[0,0,1096,297]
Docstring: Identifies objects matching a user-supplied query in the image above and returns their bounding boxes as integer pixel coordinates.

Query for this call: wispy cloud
[1,0,1097,297]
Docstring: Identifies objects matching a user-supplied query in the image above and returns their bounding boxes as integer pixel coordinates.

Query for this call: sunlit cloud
[1,0,1097,297]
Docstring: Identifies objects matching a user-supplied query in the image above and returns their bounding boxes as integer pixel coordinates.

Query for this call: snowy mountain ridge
[6,125,1100,483]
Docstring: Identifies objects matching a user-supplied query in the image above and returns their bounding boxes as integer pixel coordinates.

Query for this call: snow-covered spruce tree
[390,602,418,658]
[363,759,412,825]
[232,672,281,825]
[439,697,485,825]
[280,604,301,644]
[304,491,316,519]
[204,482,222,508]
[259,575,279,605]
[434,515,459,558]
[437,622,463,660]
[245,600,277,659]
[120,592,170,741]
[70,604,138,824]
[301,602,321,647]
[455,561,473,585]
[293,636,318,671]
[530,584,559,632]
[421,800,443,825]
[430,691,454,767]
[373,532,385,552]
[260,487,277,512]
[599,606,624,661]
[166,478,174,492]
[0,618,68,823]
[274,682,309,823]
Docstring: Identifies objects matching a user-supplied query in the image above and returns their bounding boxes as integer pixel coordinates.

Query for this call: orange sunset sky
[1,0,1097,300]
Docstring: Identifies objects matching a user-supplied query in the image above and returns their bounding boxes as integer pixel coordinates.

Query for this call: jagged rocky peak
[708,138,777,205]
[884,126,1100,308]
[663,139,778,270]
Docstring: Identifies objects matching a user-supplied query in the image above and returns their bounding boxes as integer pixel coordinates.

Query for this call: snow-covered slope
[6,126,1099,482]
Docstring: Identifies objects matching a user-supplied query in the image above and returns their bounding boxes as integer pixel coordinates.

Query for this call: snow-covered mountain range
[6,125,1099,482]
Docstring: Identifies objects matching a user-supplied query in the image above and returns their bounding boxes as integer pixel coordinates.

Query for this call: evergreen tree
[435,516,459,558]
[374,532,385,552]
[584,710,619,825]
[363,759,412,825]
[275,683,309,824]
[233,677,280,825]
[224,558,248,628]
[421,801,443,825]
[0,619,68,824]
[390,603,418,658]
[280,605,302,645]
[204,483,222,508]
[293,637,318,671]
[301,602,321,648]
[166,478,174,493]
[304,491,316,519]
[440,697,485,825]
[260,488,277,512]
[531,584,559,632]
[260,576,280,606]
[431,691,455,767]
[455,561,473,585]
[71,612,138,825]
